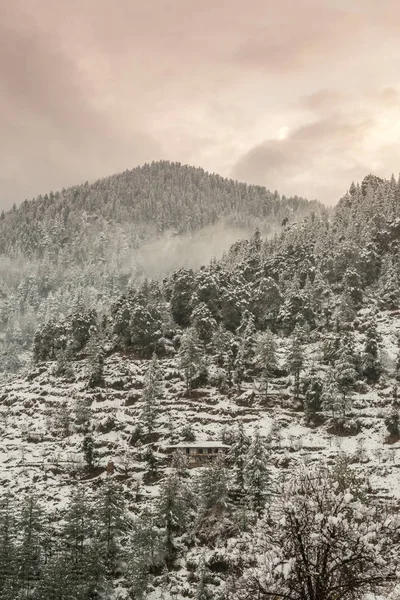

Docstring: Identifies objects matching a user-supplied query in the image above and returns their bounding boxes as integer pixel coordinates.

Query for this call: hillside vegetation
[0,161,322,373]
[1,172,400,598]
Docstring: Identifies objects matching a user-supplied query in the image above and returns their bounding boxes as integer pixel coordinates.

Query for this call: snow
[2,312,400,597]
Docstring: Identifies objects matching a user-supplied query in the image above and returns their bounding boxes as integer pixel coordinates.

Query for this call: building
[167,441,229,467]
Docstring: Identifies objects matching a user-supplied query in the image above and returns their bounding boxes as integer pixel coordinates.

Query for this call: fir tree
[245,426,271,515]
[255,331,278,399]
[236,311,256,368]
[321,372,342,418]
[191,302,217,345]
[96,478,127,577]
[286,328,305,400]
[0,493,17,599]
[198,452,230,514]
[194,555,212,600]
[82,435,97,469]
[140,353,163,435]
[129,508,165,599]
[228,420,251,495]
[178,327,205,393]
[63,487,93,567]
[361,317,381,382]
[157,472,187,563]
[17,495,45,597]
[87,333,105,388]
[334,343,357,408]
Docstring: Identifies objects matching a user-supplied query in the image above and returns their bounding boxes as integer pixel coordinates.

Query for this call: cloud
[1,1,400,208]
[232,111,384,203]
[0,3,162,206]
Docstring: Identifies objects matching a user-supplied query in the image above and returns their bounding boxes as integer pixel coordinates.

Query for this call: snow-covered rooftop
[167,441,230,449]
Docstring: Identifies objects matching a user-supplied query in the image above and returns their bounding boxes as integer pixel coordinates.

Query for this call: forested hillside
[1,172,400,598]
[0,161,322,374]
[32,172,400,367]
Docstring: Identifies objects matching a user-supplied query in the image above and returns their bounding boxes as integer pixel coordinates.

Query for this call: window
[198,448,203,454]
[185,448,190,455]
[208,448,213,454]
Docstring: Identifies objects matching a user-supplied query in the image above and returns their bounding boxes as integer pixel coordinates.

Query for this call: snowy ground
[2,312,400,598]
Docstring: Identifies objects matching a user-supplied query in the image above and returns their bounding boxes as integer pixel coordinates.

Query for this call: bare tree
[232,464,398,600]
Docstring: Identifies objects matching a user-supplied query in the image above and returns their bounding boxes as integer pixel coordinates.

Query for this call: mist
[133,221,255,279]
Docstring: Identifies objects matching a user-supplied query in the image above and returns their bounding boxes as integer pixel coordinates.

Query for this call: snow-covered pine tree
[321,372,341,417]
[255,330,278,399]
[0,493,17,599]
[228,420,251,495]
[194,554,212,600]
[86,332,105,388]
[212,323,233,368]
[129,508,165,599]
[286,327,305,400]
[157,472,188,563]
[178,327,205,393]
[197,452,230,515]
[191,301,217,345]
[236,310,256,369]
[82,435,97,469]
[141,353,163,435]
[96,478,127,577]
[16,495,45,597]
[171,449,189,477]
[334,342,357,409]
[63,487,94,567]
[361,316,381,382]
[245,426,271,515]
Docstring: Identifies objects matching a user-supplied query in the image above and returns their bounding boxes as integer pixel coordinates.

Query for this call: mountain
[0,160,322,259]
[0,161,324,374]
[1,172,400,598]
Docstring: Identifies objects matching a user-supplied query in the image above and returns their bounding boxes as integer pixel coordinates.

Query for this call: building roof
[167,441,230,449]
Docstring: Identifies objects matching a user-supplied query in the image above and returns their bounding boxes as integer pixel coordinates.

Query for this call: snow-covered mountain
[2,170,400,599]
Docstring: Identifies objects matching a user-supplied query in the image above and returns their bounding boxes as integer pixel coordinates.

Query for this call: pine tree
[198,452,230,514]
[129,508,165,599]
[303,371,323,424]
[191,302,217,345]
[170,268,195,327]
[212,323,233,368]
[171,449,189,477]
[255,331,278,399]
[86,332,105,388]
[0,493,17,599]
[16,495,45,597]
[178,327,205,393]
[141,353,163,435]
[74,396,91,433]
[157,472,187,563]
[286,328,304,400]
[334,343,357,408]
[33,553,75,600]
[228,421,251,495]
[53,400,70,438]
[96,478,127,577]
[82,435,97,469]
[236,311,256,368]
[194,555,212,600]
[378,256,400,310]
[321,372,342,417]
[361,317,381,382]
[63,488,94,567]
[245,426,271,515]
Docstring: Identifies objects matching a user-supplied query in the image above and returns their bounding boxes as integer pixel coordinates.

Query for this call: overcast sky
[2,0,400,208]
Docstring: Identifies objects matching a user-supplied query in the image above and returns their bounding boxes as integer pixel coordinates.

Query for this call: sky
[2,0,400,209]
